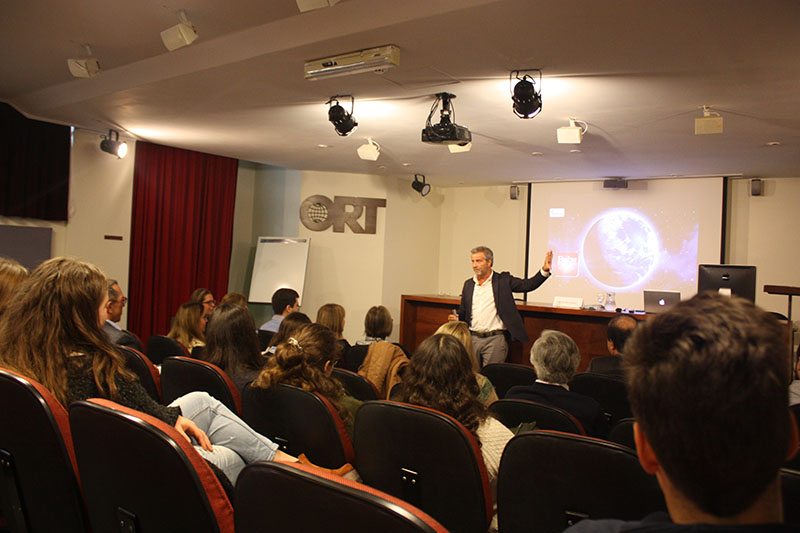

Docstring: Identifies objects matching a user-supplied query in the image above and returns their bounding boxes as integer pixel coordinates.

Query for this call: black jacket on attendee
[587,355,624,380]
[506,381,610,438]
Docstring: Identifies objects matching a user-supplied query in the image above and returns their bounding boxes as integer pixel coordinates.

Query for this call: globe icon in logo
[307,202,328,223]
[581,209,659,289]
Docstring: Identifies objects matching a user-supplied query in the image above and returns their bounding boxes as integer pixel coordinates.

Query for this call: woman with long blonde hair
[0,257,292,483]
[0,257,29,321]
[167,301,207,352]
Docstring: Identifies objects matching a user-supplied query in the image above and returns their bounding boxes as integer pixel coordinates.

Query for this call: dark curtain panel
[0,103,70,221]
[128,141,238,343]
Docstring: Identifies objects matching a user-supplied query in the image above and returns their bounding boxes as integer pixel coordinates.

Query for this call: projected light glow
[580,209,660,291]
[528,178,721,310]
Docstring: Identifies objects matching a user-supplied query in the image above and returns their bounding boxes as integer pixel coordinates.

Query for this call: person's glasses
[111,297,128,305]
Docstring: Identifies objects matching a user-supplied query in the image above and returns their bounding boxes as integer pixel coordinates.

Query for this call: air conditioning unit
[304,45,399,80]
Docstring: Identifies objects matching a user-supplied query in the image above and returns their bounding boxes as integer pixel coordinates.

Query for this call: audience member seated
[190,287,217,318]
[201,303,265,393]
[316,303,351,354]
[403,333,513,525]
[587,314,638,379]
[566,293,798,532]
[259,288,299,333]
[506,330,609,438]
[0,257,295,484]
[344,305,393,371]
[220,291,248,308]
[102,279,144,352]
[0,256,29,321]
[251,323,362,438]
[265,311,311,355]
[167,301,207,353]
[436,320,498,406]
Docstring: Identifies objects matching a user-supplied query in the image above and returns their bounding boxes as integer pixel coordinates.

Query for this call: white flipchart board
[248,237,310,304]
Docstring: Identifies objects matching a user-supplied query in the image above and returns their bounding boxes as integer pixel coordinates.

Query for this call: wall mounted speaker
[750,178,762,196]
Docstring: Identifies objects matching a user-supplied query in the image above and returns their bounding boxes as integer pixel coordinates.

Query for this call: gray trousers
[472,334,508,367]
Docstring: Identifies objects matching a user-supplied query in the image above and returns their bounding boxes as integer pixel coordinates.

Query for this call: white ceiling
[2,0,799,186]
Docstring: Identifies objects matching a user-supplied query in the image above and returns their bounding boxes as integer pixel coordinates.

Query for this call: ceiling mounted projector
[695,105,723,135]
[305,45,399,80]
[557,118,588,144]
[161,10,198,51]
[357,138,380,161]
[510,69,543,119]
[421,92,472,146]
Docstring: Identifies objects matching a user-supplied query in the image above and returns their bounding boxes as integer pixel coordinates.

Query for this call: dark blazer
[506,381,610,438]
[457,270,548,343]
[103,321,144,352]
[587,355,624,380]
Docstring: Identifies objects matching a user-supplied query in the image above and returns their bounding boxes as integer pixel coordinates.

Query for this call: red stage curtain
[128,141,238,343]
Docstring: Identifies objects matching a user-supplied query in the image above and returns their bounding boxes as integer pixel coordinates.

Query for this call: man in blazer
[449,246,552,366]
[102,279,144,352]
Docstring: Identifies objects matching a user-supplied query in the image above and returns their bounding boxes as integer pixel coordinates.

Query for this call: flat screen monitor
[697,264,756,302]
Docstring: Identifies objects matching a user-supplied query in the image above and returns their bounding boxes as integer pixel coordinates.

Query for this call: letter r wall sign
[299,195,387,234]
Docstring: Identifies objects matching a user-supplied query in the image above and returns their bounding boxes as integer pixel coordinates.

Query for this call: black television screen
[697,264,757,302]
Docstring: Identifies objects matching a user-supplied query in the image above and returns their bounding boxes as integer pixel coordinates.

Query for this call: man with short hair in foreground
[567,293,799,532]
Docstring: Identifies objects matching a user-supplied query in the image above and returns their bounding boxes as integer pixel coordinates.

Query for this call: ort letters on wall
[299,195,387,234]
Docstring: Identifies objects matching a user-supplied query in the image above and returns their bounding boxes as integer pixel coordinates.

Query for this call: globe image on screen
[581,209,659,289]
[308,202,328,223]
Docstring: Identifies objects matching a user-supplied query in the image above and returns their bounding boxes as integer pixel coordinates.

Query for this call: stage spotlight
[411,174,431,197]
[511,70,542,119]
[100,129,127,158]
[357,138,380,160]
[327,95,358,136]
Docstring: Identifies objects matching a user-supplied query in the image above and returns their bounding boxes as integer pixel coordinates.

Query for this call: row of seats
[3,364,800,532]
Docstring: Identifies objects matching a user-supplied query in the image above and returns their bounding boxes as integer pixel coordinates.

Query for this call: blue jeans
[169,391,278,482]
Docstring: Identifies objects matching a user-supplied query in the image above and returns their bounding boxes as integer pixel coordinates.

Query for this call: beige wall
[5,136,798,337]
[437,184,529,296]
[1,128,136,325]
[727,177,800,322]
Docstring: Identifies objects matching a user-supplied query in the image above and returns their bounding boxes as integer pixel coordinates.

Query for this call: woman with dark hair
[0,257,293,483]
[403,334,513,510]
[316,303,350,353]
[167,301,207,353]
[252,323,361,438]
[435,321,498,406]
[190,287,216,317]
[201,303,265,393]
[0,257,29,321]
[265,311,311,354]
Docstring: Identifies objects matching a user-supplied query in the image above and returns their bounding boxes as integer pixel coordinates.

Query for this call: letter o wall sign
[299,195,387,234]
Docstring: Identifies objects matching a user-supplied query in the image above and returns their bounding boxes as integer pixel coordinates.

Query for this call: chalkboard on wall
[248,237,310,304]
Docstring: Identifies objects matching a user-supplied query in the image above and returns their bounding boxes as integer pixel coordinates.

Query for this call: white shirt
[471,271,505,332]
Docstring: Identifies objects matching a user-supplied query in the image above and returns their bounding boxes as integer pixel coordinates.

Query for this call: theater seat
[332,367,380,401]
[489,398,586,435]
[235,461,448,533]
[354,401,492,533]
[146,334,186,364]
[116,345,162,402]
[497,430,666,533]
[161,356,242,414]
[0,368,89,532]
[241,383,354,468]
[69,398,234,533]
[479,363,537,399]
[569,372,631,425]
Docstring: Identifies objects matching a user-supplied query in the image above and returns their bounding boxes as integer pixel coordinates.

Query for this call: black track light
[411,174,431,197]
[511,70,542,119]
[327,95,358,136]
[99,129,128,158]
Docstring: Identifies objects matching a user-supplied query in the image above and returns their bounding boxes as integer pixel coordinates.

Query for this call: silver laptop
[643,290,681,314]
